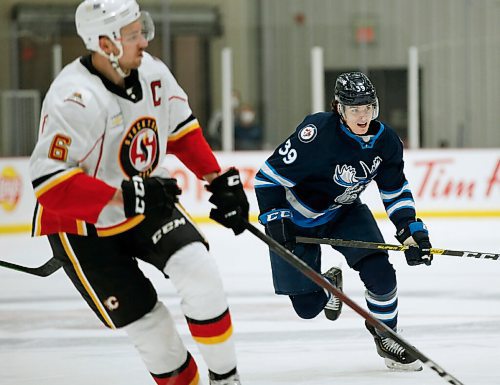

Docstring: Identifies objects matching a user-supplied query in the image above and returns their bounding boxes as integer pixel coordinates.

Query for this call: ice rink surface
[0,218,499,385]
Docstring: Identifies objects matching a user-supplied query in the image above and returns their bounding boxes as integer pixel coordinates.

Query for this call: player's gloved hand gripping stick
[258,209,295,252]
[121,176,181,218]
[395,218,433,266]
[206,168,249,235]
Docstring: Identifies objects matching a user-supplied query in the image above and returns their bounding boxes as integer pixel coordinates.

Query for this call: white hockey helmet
[75,0,154,53]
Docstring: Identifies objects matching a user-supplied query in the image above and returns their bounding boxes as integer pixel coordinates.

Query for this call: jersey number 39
[278,139,297,165]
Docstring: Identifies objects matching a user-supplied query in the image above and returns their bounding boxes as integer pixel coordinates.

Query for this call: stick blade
[0,257,61,277]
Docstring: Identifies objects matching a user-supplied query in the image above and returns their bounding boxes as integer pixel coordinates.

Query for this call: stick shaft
[297,236,499,261]
[245,222,464,385]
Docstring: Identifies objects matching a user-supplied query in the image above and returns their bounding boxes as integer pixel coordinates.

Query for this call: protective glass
[120,11,155,44]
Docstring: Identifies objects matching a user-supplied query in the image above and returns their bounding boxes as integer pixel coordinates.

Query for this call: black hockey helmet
[334,72,379,118]
[334,72,377,106]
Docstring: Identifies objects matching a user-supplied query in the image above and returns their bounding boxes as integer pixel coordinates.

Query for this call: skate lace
[325,294,341,311]
[381,337,405,357]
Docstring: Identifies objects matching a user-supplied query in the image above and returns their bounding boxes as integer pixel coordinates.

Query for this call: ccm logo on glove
[121,176,181,219]
[130,176,146,214]
[206,168,249,235]
[259,209,295,251]
[227,174,241,187]
[259,209,292,224]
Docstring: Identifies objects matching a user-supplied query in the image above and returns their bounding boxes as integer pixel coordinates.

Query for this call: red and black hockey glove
[259,209,295,252]
[206,168,249,235]
[395,218,433,266]
[121,176,181,219]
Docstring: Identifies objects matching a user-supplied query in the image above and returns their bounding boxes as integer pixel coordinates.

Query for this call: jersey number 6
[48,134,72,162]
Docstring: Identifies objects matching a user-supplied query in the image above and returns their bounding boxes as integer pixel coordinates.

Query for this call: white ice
[0,218,499,385]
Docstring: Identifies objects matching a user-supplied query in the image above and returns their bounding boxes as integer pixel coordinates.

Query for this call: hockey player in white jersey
[29,1,247,384]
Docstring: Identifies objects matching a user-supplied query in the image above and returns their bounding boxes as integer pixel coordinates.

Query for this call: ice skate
[209,371,241,385]
[365,321,422,371]
[322,267,343,321]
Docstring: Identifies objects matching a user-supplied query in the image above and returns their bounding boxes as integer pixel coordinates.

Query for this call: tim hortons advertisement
[0,149,498,233]
[165,150,500,220]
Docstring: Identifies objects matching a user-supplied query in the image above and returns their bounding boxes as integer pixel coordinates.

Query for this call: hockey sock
[365,287,398,332]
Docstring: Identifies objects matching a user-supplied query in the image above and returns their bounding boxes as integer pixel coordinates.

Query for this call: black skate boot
[365,321,422,371]
[209,369,241,385]
[322,267,343,321]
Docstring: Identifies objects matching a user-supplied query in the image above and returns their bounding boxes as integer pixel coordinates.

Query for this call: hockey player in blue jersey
[254,72,432,371]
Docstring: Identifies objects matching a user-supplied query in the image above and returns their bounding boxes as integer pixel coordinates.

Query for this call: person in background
[29,0,248,384]
[235,103,262,150]
[254,71,432,371]
[206,90,241,150]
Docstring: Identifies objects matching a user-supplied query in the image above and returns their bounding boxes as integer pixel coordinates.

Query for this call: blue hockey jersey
[255,111,417,229]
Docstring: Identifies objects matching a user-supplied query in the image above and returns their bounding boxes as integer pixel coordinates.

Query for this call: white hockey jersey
[30,53,219,237]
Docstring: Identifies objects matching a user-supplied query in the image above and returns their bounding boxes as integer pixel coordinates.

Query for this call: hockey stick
[243,220,465,385]
[296,236,500,261]
[0,256,61,277]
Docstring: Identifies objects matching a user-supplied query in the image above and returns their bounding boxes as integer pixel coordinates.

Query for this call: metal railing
[0,90,40,156]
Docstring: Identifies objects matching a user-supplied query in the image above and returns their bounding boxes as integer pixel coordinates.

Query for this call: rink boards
[1,149,499,233]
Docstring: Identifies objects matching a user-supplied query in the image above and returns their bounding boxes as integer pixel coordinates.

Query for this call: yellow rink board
[1,210,499,235]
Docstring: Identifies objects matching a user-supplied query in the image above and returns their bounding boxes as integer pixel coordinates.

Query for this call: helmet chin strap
[109,53,130,78]
[98,42,130,78]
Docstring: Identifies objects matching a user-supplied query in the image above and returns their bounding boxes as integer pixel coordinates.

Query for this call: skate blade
[324,309,341,321]
[384,358,423,372]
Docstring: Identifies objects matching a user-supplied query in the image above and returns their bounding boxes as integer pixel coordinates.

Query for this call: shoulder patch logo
[298,124,317,143]
[64,92,85,108]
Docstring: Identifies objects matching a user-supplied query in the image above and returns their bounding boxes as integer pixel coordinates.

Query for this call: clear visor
[119,11,155,44]
[140,12,155,41]
[342,104,376,117]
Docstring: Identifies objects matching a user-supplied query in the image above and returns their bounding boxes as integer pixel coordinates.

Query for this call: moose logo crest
[333,156,382,204]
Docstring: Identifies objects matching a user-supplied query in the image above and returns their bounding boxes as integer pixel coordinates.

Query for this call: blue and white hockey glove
[259,209,295,251]
[395,218,433,266]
